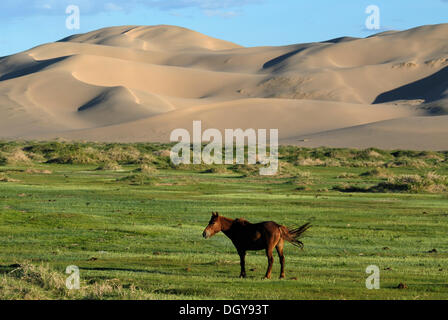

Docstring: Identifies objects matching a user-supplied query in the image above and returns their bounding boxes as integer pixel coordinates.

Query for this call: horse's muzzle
[202,230,209,239]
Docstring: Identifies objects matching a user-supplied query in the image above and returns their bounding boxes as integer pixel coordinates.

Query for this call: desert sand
[0,24,447,149]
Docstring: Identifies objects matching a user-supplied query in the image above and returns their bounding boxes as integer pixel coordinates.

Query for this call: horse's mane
[234,218,251,226]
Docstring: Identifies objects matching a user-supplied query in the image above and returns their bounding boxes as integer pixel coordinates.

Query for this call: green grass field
[0,142,447,299]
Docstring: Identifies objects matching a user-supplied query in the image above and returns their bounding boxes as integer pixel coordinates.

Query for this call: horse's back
[231,220,282,251]
[257,221,281,231]
[250,221,283,240]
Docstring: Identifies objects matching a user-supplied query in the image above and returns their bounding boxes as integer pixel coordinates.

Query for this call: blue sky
[0,0,446,57]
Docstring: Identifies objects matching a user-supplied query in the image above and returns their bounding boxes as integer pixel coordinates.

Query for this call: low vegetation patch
[96,161,122,171]
[4,148,31,165]
[360,168,392,179]
[229,164,262,177]
[0,262,152,300]
[25,168,52,174]
[0,142,447,172]
[0,173,20,183]
[201,166,228,174]
[134,164,158,174]
[335,172,448,193]
[117,173,160,185]
[374,172,448,193]
[337,172,357,179]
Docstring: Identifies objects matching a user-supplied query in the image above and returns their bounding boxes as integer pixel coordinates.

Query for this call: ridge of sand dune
[59,25,242,52]
[66,53,262,99]
[76,86,176,126]
[1,24,448,149]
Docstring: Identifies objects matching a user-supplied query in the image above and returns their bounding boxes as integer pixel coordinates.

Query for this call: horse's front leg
[238,250,246,278]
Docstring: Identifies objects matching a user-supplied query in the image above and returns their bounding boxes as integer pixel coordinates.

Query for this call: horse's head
[202,212,222,239]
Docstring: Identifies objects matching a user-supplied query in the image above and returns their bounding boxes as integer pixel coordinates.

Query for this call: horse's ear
[212,212,217,217]
[215,212,219,216]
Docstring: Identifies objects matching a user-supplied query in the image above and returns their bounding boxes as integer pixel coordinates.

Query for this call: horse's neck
[220,217,236,238]
[221,217,250,242]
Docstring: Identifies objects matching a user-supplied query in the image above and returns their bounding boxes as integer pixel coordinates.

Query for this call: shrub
[0,153,7,166]
[229,164,261,177]
[135,164,158,174]
[5,148,31,165]
[153,149,171,158]
[373,172,447,193]
[360,168,392,179]
[201,166,228,174]
[285,171,313,188]
[334,172,448,193]
[96,161,122,171]
[47,146,107,164]
[386,158,429,169]
[106,146,141,164]
[137,153,157,165]
[296,158,325,166]
[295,171,312,179]
[341,160,386,168]
[0,173,20,182]
[333,183,369,192]
[354,148,388,161]
[337,172,357,179]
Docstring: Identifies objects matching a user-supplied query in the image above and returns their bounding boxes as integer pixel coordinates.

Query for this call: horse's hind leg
[276,239,285,279]
[264,247,274,279]
[238,249,247,278]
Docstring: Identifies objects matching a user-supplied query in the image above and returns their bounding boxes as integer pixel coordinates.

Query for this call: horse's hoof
[239,274,246,279]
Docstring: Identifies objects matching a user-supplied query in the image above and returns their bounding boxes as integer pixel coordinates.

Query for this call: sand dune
[285,115,448,151]
[34,98,419,142]
[0,24,447,149]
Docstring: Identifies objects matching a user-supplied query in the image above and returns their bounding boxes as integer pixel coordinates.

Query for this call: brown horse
[202,212,310,279]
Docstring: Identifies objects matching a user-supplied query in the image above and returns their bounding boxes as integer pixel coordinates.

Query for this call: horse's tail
[280,223,311,249]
